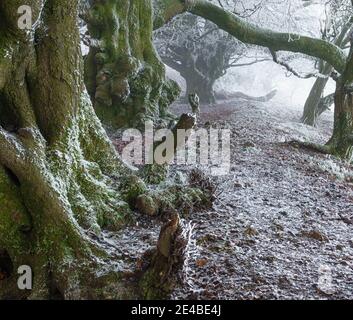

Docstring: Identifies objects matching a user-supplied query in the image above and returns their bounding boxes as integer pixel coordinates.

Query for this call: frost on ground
[109,97,353,300]
[168,98,353,300]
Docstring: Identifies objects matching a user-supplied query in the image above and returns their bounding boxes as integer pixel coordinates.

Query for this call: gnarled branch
[160,0,348,73]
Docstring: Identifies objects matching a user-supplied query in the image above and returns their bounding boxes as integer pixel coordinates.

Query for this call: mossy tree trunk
[301,63,331,126]
[0,0,145,299]
[326,53,353,159]
[327,85,353,159]
[301,21,352,126]
[184,73,216,104]
[158,0,347,73]
[84,0,180,129]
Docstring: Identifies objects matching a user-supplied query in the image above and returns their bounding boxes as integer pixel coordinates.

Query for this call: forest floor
[110,97,353,300]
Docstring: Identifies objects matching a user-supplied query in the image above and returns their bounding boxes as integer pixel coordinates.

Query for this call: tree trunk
[184,72,216,104]
[0,0,147,299]
[326,35,353,159]
[84,0,180,129]
[326,83,353,159]
[301,21,352,126]
[162,55,217,104]
[0,0,201,300]
[301,64,331,126]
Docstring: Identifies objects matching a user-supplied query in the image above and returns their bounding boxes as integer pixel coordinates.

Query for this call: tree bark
[0,0,144,299]
[326,42,353,158]
[301,20,353,126]
[1,0,208,299]
[301,65,331,126]
[183,71,216,104]
[162,53,217,104]
[84,0,180,129]
[326,83,353,159]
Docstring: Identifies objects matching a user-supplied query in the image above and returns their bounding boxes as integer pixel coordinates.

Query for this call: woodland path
[109,98,353,300]
[169,98,353,300]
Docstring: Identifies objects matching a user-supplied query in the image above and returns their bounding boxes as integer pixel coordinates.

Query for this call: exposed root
[0,97,137,298]
[286,140,332,155]
[136,185,209,217]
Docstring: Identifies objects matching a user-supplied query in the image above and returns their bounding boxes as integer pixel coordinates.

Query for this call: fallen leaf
[301,230,328,242]
[196,258,208,267]
[244,226,258,237]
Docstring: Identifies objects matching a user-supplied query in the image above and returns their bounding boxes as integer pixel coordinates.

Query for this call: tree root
[286,140,332,155]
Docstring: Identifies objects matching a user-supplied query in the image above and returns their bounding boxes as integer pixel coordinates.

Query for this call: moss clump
[0,166,31,253]
[135,194,159,216]
[134,184,209,218]
[120,175,148,206]
[141,164,169,185]
[152,186,207,216]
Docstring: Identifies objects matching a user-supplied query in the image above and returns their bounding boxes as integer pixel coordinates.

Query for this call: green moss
[0,166,31,254]
[120,175,147,205]
[142,164,169,185]
[85,0,180,129]
[136,194,159,216]
[140,255,174,300]
[151,185,207,216]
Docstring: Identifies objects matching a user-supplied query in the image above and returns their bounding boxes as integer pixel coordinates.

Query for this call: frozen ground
[109,97,353,300]
[169,98,353,300]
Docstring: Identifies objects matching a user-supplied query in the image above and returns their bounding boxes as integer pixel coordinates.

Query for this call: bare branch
[269,50,325,79]
[227,58,271,68]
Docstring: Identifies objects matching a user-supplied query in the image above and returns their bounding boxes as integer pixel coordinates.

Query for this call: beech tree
[0,0,206,299]
[157,0,353,159]
[154,13,247,104]
[301,0,353,126]
[82,0,180,128]
[1,0,353,301]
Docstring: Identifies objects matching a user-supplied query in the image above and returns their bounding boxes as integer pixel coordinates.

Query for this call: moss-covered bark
[153,0,186,30]
[0,0,140,299]
[159,0,347,74]
[0,0,207,299]
[301,20,353,126]
[325,41,353,159]
[301,63,332,126]
[84,0,180,129]
[326,83,353,159]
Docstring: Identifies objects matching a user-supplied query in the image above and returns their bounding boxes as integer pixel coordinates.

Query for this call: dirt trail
[169,99,353,300]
